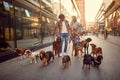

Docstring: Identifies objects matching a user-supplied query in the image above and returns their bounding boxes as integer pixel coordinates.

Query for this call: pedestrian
[104,29,108,39]
[70,16,80,33]
[54,14,71,56]
[70,15,81,55]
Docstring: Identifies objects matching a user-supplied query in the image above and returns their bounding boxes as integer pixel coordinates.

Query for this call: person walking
[54,14,71,56]
[104,29,108,39]
[70,16,80,33]
[70,16,81,56]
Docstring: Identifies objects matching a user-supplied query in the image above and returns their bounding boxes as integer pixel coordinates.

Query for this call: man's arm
[53,21,59,35]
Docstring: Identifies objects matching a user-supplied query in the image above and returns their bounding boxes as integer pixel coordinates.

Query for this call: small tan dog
[25,50,39,64]
[15,48,29,59]
[90,43,102,57]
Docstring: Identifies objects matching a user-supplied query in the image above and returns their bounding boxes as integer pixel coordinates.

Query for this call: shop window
[116,8,120,27]
[117,8,120,16]
[4,27,14,40]
[47,18,50,23]
[16,28,22,40]
[25,9,30,17]
[3,1,10,11]
[42,16,46,22]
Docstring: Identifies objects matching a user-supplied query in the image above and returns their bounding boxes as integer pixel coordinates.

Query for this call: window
[25,9,30,17]
[3,1,10,11]
[42,16,46,22]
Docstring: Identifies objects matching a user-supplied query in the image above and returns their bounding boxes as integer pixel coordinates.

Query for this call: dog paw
[51,60,54,62]
[82,66,84,69]
[45,62,48,66]
[88,67,91,69]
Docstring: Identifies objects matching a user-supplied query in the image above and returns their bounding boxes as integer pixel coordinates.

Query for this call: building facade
[95,0,120,36]
[0,0,81,53]
[76,0,86,28]
[52,0,81,22]
[0,0,57,52]
[104,0,120,36]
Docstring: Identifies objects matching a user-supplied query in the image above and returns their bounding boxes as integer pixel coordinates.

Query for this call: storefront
[0,0,57,53]
[105,0,120,36]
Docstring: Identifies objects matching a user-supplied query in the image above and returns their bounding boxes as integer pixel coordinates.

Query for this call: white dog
[24,50,39,63]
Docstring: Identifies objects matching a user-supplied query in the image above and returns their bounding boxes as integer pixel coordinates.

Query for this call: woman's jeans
[60,33,69,53]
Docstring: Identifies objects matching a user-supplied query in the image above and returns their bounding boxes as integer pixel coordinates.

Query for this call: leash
[66,41,72,55]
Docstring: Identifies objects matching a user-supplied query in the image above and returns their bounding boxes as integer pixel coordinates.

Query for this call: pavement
[0,34,120,80]
[97,34,120,47]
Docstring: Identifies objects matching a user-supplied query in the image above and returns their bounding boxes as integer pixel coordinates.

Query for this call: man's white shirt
[61,21,68,33]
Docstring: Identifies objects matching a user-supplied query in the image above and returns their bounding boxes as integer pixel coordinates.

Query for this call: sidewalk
[32,41,73,56]
[32,45,53,55]
[0,42,53,63]
[98,34,120,46]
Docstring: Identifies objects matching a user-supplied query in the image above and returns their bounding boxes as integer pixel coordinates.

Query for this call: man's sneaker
[63,53,66,55]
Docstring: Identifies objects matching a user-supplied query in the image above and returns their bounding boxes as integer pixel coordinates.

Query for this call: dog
[39,50,54,66]
[62,55,71,69]
[75,40,86,57]
[93,54,103,68]
[82,54,93,69]
[90,43,102,57]
[15,48,29,59]
[24,50,39,64]
[53,36,61,57]
[75,38,92,57]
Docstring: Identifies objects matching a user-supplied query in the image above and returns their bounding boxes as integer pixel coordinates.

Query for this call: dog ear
[40,50,45,55]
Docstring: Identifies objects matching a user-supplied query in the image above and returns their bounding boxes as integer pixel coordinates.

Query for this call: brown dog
[39,50,54,66]
[75,38,92,57]
[15,48,30,59]
[69,31,80,56]
[75,40,86,56]
[62,55,71,69]
[90,43,102,57]
[53,36,61,57]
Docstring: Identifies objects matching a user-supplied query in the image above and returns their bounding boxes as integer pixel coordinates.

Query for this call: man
[54,14,71,56]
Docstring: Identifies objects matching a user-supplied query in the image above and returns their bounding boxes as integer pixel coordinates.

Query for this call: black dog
[62,55,71,69]
[82,54,93,69]
[93,54,103,68]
